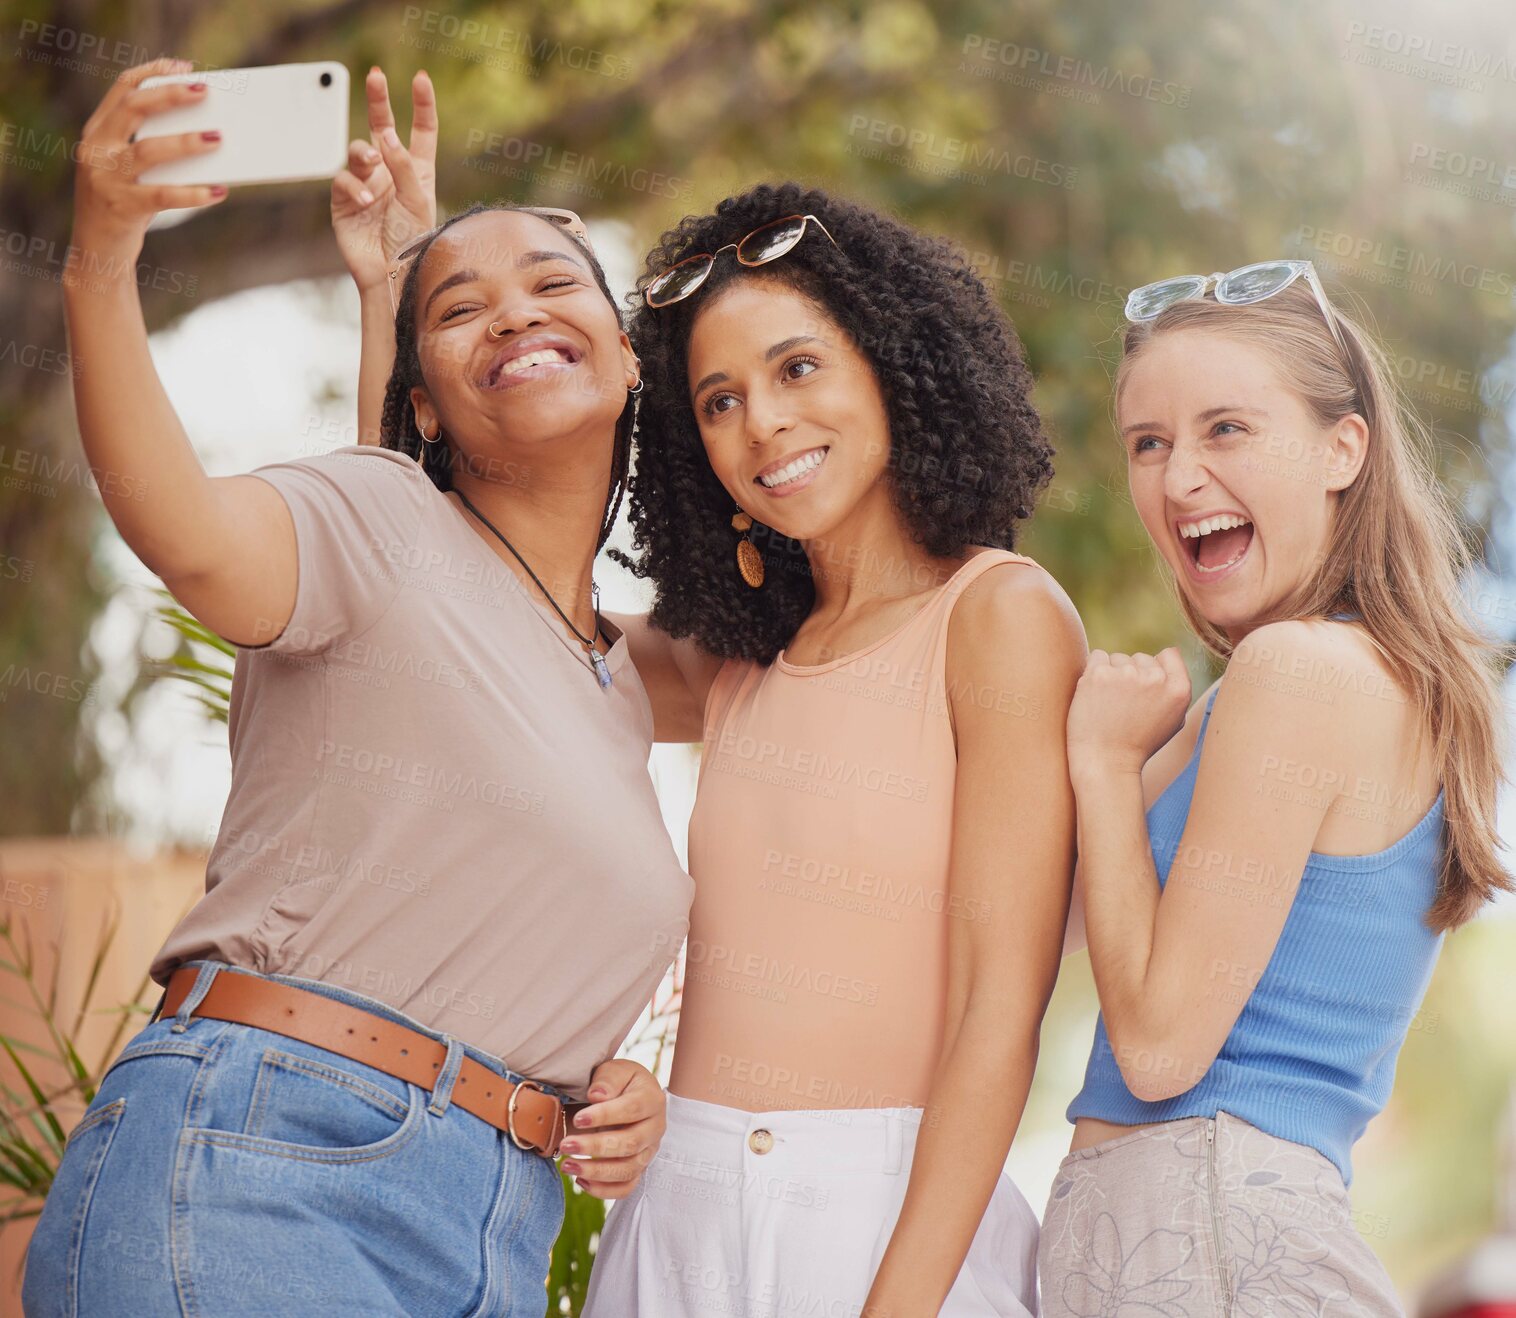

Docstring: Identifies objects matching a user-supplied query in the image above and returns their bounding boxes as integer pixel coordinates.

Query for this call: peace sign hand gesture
[331,67,439,294]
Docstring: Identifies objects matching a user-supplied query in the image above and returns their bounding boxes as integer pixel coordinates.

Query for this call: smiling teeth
[1179,512,1251,539]
[498,348,571,379]
[758,448,827,488]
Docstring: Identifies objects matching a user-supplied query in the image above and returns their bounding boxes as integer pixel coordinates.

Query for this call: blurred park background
[2,0,1515,1311]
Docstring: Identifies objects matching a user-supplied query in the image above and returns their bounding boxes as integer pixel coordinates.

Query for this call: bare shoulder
[946,555,1086,739]
[1213,616,1425,783]
[1231,615,1368,669]
[1225,617,1400,718]
[948,553,1086,667]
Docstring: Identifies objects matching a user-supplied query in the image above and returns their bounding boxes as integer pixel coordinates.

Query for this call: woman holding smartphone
[25,60,687,1318]
[1041,264,1511,1314]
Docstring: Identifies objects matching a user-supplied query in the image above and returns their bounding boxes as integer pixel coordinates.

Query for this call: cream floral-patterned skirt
[1037,1110,1403,1316]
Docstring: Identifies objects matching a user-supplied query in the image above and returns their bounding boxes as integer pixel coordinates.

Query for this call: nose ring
[488,321,506,339]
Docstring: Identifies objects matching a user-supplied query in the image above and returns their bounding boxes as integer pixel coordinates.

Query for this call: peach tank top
[670,548,1039,1113]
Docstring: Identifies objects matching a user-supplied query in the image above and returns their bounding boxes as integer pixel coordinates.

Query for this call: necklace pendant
[589,646,613,690]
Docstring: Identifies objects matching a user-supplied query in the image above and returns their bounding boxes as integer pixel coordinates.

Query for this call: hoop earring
[628,378,644,396]
[416,418,442,446]
[731,503,764,588]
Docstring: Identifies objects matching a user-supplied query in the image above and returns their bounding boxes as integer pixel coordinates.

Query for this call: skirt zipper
[1206,1119,1232,1315]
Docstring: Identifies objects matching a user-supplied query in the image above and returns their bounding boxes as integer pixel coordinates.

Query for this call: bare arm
[863,566,1084,1316]
[1070,624,1347,1101]
[606,612,725,742]
[328,69,437,447]
[1060,680,1217,960]
[64,59,301,648]
[356,289,397,445]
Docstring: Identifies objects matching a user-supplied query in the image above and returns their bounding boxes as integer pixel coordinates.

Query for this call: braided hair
[379,202,633,554]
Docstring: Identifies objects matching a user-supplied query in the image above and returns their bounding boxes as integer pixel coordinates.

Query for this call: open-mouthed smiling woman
[24,63,689,1318]
[1042,264,1512,1315]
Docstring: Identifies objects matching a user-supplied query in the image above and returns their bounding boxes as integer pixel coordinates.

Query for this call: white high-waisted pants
[582,1091,1041,1316]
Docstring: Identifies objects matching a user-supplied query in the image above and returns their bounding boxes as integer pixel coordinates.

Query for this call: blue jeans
[22,959,567,1317]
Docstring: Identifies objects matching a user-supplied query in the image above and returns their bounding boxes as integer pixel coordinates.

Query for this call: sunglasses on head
[642,213,838,309]
[386,207,592,317]
[1124,259,1348,354]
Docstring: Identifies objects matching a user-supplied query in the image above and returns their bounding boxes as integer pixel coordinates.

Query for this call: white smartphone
[136,62,349,187]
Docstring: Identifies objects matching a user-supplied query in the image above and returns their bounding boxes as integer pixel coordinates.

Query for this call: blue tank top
[1066,633,1446,1186]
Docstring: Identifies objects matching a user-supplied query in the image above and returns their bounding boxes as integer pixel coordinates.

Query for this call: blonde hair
[1116,281,1512,931]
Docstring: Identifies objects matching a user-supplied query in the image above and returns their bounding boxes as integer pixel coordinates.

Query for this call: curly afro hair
[610,181,1054,664]
[380,202,635,555]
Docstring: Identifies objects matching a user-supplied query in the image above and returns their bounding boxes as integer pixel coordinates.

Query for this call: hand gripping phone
[136,61,349,187]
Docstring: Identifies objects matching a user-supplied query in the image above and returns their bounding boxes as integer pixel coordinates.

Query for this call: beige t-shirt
[150,445,692,1100]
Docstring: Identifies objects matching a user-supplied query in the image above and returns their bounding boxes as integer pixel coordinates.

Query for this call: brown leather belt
[159,965,581,1158]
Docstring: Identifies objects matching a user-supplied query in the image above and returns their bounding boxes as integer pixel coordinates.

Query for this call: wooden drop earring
[732,504,764,588]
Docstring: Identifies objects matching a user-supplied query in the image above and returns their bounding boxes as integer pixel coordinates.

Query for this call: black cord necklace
[452,487,613,690]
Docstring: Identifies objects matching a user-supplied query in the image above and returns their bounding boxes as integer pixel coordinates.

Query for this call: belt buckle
[506,1078,554,1155]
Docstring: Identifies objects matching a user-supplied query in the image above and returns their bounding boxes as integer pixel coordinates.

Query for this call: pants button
[748,1127,773,1154]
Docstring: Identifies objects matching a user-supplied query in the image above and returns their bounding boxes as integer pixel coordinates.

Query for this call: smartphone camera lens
[320,71,333,87]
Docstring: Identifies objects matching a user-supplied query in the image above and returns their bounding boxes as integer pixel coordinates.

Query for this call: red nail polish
[209,185,228,198]
[201,130,221,141]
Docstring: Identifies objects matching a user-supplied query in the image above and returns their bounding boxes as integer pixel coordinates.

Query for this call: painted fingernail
[209,186,228,198]
[574,1110,592,1127]
[559,1139,581,1154]
[188,82,207,92]
[200,130,220,141]
[587,1087,608,1099]
[560,1161,580,1176]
